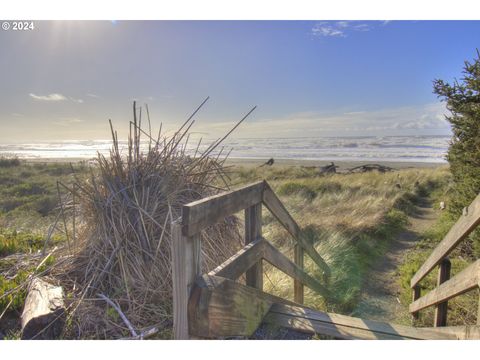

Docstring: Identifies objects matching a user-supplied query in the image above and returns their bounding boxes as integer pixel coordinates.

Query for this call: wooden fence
[410,193,480,327]
[171,180,330,339]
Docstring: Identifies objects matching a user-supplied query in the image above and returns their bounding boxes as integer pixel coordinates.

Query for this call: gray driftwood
[319,162,337,175]
[21,277,65,339]
[348,163,394,173]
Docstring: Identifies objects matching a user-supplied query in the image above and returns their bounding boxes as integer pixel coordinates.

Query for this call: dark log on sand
[348,163,394,173]
[319,162,338,175]
[21,277,65,339]
[259,158,275,167]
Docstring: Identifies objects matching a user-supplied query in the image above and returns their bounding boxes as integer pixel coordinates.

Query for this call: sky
[1,20,479,142]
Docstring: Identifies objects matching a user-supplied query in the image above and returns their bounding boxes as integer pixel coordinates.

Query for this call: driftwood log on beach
[348,164,395,173]
[319,162,338,175]
[259,158,275,167]
[21,277,65,339]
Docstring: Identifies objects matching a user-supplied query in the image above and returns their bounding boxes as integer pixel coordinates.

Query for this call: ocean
[0,136,450,163]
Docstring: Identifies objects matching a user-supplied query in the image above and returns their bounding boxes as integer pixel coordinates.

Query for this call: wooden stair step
[263,304,460,340]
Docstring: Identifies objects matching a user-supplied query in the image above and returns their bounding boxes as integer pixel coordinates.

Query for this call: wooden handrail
[181,180,265,236]
[208,237,331,299]
[208,238,265,280]
[262,239,331,299]
[262,182,301,237]
[262,182,331,280]
[410,260,480,313]
[411,192,480,288]
[181,179,330,282]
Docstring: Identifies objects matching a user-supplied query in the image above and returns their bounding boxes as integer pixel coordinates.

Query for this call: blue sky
[1,20,479,141]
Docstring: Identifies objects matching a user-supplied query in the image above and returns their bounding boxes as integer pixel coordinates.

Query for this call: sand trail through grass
[351,196,439,324]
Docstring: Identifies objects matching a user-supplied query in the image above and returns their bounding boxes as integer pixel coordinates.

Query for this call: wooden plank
[421,325,480,340]
[245,202,263,289]
[262,183,331,280]
[188,275,272,338]
[262,239,331,300]
[434,258,451,327]
[171,220,202,339]
[294,244,304,304]
[182,181,265,236]
[264,312,406,340]
[411,193,480,288]
[412,285,421,320]
[265,304,457,340]
[208,238,265,280]
[410,260,480,314]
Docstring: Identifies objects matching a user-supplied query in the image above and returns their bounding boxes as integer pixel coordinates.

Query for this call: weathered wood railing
[410,193,480,327]
[171,180,331,339]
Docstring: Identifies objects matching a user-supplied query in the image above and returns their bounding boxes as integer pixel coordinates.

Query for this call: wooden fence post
[171,218,201,339]
[294,244,304,304]
[412,285,421,320]
[434,258,451,327]
[478,293,480,326]
[245,203,263,290]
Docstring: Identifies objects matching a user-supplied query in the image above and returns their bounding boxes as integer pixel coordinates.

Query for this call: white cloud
[87,93,100,98]
[312,21,382,38]
[312,22,346,38]
[70,97,84,103]
[344,111,366,115]
[352,23,371,32]
[29,93,84,103]
[29,93,67,101]
[52,117,84,127]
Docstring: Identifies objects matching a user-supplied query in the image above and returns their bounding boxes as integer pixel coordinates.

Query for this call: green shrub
[0,156,21,168]
[0,198,24,212]
[0,229,64,256]
[41,164,75,176]
[32,195,58,216]
[10,183,47,196]
[0,270,29,313]
[0,174,21,186]
[0,255,57,315]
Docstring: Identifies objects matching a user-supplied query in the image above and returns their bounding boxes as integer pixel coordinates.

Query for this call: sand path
[351,197,439,324]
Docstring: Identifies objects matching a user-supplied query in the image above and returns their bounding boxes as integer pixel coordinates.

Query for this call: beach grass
[0,157,455,336]
[0,160,89,231]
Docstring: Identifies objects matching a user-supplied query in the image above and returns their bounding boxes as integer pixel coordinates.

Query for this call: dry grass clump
[56,101,251,338]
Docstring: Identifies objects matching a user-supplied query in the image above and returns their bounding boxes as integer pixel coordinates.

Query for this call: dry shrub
[57,101,249,338]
